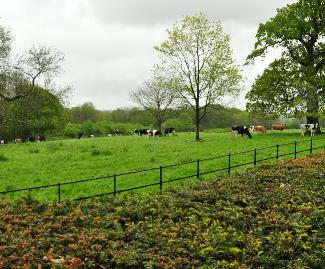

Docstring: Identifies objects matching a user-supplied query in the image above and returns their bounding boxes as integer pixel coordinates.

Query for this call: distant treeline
[1,99,324,141]
[61,102,324,138]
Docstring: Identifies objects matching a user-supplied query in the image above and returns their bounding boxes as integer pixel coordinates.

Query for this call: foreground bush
[0,153,324,268]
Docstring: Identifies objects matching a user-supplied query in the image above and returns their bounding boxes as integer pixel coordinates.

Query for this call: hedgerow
[0,153,324,268]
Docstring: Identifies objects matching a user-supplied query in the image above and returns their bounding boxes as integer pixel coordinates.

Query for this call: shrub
[0,153,324,268]
[0,153,8,161]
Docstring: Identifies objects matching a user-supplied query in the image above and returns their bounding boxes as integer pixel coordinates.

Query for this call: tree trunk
[157,120,162,132]
[195,99,200,141]
[306,86,321,134]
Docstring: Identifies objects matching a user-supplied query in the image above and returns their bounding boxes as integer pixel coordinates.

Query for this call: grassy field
[0,130,325,201]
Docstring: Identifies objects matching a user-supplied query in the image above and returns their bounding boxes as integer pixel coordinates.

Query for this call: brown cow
[15,138,21,144]
[250,125,267,133]
[272,124,285,131]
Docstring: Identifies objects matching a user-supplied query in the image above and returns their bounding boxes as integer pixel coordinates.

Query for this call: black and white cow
[134,129,149,136]
[164,127,176,136]
[300,123,319,137]
[78,132,83,139]
[147,129,162,138]
[231,126,252,139]
[37,135,46,142]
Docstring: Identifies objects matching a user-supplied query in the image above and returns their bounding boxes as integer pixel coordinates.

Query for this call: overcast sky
[1,0,295,110]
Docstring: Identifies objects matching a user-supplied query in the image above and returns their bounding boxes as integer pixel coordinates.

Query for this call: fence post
[310,138,313,154]
[113,174,116,196]
[276,145,279,160]
[294,141,297,159]
[197,159,200,179]
[160,166,163,191]
[228,153,231,176]
[58,183,61,203]
[254,149,257,166]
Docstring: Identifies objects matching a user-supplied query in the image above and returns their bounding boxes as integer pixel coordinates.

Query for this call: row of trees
[130,14,242,141]
[64,102,315,136]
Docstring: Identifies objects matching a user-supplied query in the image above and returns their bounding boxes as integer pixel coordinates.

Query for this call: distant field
[0,130,325,201]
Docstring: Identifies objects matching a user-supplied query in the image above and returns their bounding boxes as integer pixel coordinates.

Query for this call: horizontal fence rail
[1,137,325,202]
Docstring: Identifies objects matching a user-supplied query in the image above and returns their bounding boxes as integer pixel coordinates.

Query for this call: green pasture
[0,130,325,201]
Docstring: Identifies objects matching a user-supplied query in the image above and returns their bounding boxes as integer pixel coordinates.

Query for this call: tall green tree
[0,86,65,140]
[66,102,99,123]
[155,14,241,140]
[246,0,325,131]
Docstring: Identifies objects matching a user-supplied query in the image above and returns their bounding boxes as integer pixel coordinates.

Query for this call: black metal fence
[1,137,325,202]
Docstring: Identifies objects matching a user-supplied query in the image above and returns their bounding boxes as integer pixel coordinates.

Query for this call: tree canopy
[246,0,325,125]
[0,25,67,102]
[155,13,241,140]
[0,86,65,141]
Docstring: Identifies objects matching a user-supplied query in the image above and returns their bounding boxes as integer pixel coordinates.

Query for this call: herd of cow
[133,127,176,137]
[232,123,320,139]
[0,135,46,145]
[0,123,321,145]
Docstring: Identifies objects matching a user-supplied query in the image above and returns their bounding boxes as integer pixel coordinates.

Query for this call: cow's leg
[232,131,238,139]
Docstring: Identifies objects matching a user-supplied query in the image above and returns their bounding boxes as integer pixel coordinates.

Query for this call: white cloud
[1,0,295,110]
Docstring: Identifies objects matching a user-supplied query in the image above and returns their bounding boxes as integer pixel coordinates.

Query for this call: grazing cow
[272,124,285,131]
[0,140,4,145]
[164,127,176,136]
[231,126,252,139]
[250,125,267,133]
[114,130,120,136]
[37,135,46,142]
[15,138,21,144]
[78,132,83,139]
[134,129,149,136]
[147,129,162,138]
[300,123,319,137]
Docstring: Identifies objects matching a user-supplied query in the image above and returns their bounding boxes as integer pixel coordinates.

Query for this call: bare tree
[0,45,64,101]
[130,67,177,131]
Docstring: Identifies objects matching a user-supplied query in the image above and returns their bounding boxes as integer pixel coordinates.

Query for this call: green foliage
[163,113,194,132]
[63,123,81,138]
[81,120,94,136]
[246,0,325,121]
[155,13,242,140]
[0,153,324,267]
[0,153,8,161]
[0,86,65,141]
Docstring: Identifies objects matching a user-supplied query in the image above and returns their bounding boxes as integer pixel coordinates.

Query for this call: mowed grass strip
[0,130,325,201]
